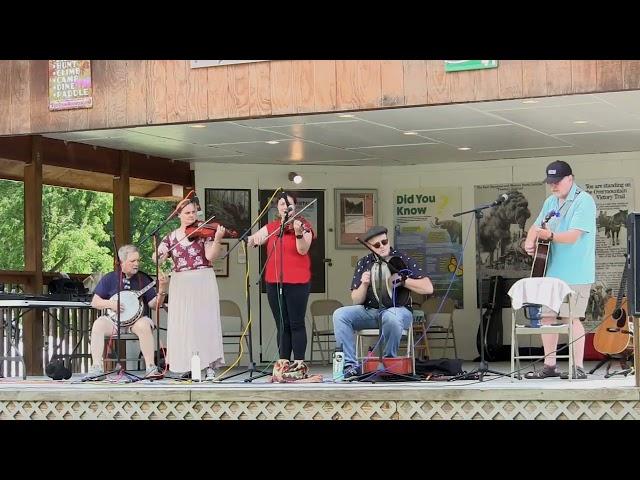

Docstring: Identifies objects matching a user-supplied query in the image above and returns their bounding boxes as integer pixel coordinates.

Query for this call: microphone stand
[216,202,275,382]
[135,200,188,378]
[450,199,510,382]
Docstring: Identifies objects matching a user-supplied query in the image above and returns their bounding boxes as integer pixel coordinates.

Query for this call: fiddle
[185,221,238,240]
[283,215,314,236]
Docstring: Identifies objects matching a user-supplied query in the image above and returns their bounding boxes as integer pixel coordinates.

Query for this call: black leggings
[266,282,311,361]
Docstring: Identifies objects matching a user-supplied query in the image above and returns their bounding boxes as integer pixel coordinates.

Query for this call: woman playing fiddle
[247,192,314,379]
[153,199,226,380]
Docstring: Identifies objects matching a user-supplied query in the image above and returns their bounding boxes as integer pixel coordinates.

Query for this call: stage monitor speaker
[627,212,640,316]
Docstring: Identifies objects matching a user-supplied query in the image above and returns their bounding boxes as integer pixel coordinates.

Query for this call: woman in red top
[248,192,314,373]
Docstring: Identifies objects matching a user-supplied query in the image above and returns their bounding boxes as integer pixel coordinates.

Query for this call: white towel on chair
[508,278,574,313]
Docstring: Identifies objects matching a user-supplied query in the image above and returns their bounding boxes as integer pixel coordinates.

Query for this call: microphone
[542,209,559,226]
[286,205,295,213]
[491,193,509,206]
[192,196,205,220]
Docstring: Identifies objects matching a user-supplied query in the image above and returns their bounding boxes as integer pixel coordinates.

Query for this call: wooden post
[113,151,131,252]
[634,316,639,388]
[23,136,44,376]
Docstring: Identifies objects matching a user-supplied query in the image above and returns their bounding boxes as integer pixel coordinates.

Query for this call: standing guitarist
[82,244,169,381]
[523,161,596,379]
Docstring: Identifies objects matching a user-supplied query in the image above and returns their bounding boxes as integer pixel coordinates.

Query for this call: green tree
[0,180,25,270]
[42,186,113,273]
[129,197,176,274]
[0,179,176,275]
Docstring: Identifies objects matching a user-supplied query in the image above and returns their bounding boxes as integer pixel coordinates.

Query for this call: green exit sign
[445,60,498,72]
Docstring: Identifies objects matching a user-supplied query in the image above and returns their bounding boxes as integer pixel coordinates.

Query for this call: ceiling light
[266,140,280,145]
[288,172,303,184]
[403,131,418,135]
[522,100,539,104]
[458,147,471,151]
[573,120,589,124]
[190,124,207,128]
[338,114,355,118]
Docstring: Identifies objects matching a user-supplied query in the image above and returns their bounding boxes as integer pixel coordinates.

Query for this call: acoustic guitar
[593,260,634,355]
[530,211,556,278]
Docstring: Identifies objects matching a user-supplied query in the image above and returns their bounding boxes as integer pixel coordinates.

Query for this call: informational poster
[393,187,463,307]
[474,182,546,281]
[48,60,92,111]
[583,178,634,329]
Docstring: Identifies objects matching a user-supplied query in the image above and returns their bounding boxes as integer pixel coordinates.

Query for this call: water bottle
[191,351,201,381]
[332,344,345,382]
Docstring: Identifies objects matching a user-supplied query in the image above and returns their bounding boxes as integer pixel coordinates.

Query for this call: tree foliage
[0,179,176,275]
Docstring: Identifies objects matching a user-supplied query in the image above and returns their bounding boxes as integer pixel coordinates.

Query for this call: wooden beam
[144,183,175,198]
[113,151,131,249]
[22,136,44,376]
[0,135,192,187]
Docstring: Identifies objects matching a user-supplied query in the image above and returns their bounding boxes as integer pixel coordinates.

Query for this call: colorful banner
[48,60,92,111]
[393,187,463,307]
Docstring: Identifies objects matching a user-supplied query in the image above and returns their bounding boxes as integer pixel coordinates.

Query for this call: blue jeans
[332,305,413,367]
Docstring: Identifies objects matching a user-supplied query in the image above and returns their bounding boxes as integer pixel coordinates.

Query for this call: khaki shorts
[542,283,592,319]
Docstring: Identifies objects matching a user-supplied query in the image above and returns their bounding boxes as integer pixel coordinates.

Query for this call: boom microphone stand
[450,197,510,382]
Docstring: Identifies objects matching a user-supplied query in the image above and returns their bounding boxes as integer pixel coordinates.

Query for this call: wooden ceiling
[0,135,193,198]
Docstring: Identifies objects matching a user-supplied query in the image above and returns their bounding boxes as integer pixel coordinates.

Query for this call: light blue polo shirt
[533,182,596,284]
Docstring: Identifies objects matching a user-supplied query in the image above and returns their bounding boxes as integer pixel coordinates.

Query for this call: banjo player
[82,244,169,381]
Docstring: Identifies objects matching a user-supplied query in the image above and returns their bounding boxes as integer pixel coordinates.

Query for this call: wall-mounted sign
[48,60,92,111]
[190,60,267,68]
[445,60,498,72]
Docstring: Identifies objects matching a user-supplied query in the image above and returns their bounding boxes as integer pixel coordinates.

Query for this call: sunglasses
[369,239,389,249]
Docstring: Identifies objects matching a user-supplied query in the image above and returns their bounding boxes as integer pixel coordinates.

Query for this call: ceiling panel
[487,102,640,134]
[262,120,436,148]
[354,105,506,131]
[554,130,640,152]
[39,91,640,167]
[419,125,570,151]
[129,122,291,144]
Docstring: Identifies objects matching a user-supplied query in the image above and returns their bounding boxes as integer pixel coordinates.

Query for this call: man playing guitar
[82,244,169,381]
[523,161,597,379]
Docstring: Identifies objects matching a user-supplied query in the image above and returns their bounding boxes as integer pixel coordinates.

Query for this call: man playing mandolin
[83,244,169,381]
[332,226,433,379]
[523,161,596,379]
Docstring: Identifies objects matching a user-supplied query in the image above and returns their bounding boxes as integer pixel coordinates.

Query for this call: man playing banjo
[83,244,169,381]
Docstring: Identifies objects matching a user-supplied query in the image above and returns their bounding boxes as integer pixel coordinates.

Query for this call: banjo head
[108,290,143,328]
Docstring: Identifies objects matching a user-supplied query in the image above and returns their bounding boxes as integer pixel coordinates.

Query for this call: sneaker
[82,364,105,382]
[343,364,362,380]
[524,365,560,379]
[204,367,216,381]
[560,366,587,379]
[144,365,164,380]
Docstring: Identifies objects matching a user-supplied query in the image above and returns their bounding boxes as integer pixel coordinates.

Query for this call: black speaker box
[626,212,640,316]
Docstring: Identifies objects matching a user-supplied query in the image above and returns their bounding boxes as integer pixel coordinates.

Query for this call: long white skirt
[166,268,224,372]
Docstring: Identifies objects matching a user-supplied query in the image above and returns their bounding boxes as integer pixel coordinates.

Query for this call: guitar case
[476,275,507,361]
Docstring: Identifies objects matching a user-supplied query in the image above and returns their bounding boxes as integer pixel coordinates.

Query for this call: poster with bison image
[582,178,633,330]
[474,182,546,285]
[393,187,463,308]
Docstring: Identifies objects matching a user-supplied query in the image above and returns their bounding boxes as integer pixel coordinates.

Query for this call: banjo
[107,280,156,328]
